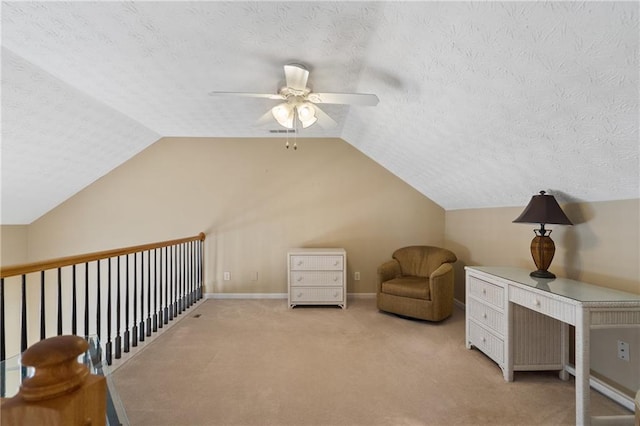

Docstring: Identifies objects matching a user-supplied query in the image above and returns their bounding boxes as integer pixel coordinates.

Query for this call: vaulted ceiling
[2,1,638,224]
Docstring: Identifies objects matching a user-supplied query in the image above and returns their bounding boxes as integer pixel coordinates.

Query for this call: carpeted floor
[111,297,631,425]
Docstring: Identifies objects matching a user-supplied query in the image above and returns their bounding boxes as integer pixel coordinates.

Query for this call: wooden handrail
[1,232,205,278]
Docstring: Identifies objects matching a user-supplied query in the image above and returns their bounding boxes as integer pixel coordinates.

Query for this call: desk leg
[575,309,591,426]
[559,322,569,381]
[505,300,514,382]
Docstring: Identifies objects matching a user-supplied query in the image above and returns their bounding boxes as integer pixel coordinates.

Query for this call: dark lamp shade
[513,191,573,225]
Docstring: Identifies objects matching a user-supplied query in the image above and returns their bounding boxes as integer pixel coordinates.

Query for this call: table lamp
[513,190,573,278]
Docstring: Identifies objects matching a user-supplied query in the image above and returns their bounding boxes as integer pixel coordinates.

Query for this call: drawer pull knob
[482,289,487,295]
[297,277,303,282]
[333,277,338,282]
[297,292,303,297]
[297,261,303,266]
[482,313,487,319]
[334,261,339,266]
[481,337,486,343]
[534,299,541,307]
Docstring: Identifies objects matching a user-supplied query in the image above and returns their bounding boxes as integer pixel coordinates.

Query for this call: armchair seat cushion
[381,276,430,300]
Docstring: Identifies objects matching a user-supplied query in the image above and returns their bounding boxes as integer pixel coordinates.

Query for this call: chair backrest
[392,246,457,277]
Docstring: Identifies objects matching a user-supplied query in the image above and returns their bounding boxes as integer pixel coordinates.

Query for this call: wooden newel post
[1,335,106,426]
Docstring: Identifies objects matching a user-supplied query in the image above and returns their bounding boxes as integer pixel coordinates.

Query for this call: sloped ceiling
[2,1,638,224]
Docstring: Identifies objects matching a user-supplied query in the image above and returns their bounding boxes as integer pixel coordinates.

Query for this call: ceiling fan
[209,63,379,130]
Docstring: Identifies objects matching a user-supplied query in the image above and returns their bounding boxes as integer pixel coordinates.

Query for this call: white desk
[465,266,640,426]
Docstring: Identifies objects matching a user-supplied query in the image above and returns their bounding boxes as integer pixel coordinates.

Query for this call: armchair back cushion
[393,246,457,278]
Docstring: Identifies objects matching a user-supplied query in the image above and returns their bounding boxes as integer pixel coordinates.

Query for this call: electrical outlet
[223,272,230,281]
[354,271,360,281]
[617,340,629,361]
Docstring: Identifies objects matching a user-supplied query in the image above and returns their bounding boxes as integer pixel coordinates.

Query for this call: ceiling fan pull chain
[285,126,290,149]
[293,112,298,150]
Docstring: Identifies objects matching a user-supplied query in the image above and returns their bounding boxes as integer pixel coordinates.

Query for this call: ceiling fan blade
[312,105,338,129]
[284,64,309,90]
[208,91,285,100]
[307,92,379,106]
[255,110,276,127]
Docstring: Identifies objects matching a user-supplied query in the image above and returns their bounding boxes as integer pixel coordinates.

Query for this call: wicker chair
[377,246,457,321]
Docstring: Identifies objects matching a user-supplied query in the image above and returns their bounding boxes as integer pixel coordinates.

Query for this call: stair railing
[0,232,205,396]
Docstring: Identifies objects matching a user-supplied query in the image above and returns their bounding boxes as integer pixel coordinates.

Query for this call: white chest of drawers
[287,248,347,309]
[466,273,508,367]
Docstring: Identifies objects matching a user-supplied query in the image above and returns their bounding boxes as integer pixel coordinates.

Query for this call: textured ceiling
[1,1,638,224]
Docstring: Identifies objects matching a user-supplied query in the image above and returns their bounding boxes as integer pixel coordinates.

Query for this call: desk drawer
[468,298,505,335]
[509,286,576,325]
[469,321,504,365]
[468,276,505,309]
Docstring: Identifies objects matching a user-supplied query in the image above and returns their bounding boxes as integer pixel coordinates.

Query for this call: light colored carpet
[111,298,631,425]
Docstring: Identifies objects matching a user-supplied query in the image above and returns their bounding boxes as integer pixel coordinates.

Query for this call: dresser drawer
[469,321,504,365]
[290,271,343,286]
[290,255,344,271]
[468,276,505,309]
[509,286,576,324]
[468,298,504,334]
[290,287,344,303]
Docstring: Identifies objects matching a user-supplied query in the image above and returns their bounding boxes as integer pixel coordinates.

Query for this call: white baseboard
[205,293,287,299]
[350,293,376,299]
[564,364,635,412]
[205,292,377,300]
[107,298,206,373]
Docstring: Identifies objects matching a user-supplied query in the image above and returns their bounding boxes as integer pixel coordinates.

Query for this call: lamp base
[529,234,556,280]
[530,269,556,279]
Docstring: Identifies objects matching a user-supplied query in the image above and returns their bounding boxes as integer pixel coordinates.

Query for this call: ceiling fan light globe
[273,104,290,119]
[272,104,294,129]
[300,116,318,128]
[297,103,315,120]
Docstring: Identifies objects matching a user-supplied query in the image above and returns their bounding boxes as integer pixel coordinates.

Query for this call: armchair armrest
[429,263,455,319]
[377,260,401,291]
[430,262,453,281]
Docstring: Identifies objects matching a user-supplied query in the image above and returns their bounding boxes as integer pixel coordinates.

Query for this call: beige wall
[0,225,29,362]
[1,225,29,266]
[444,199,640,301]
[5,139,639,394]
[444,198,640,394]
[26,137,445,295]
